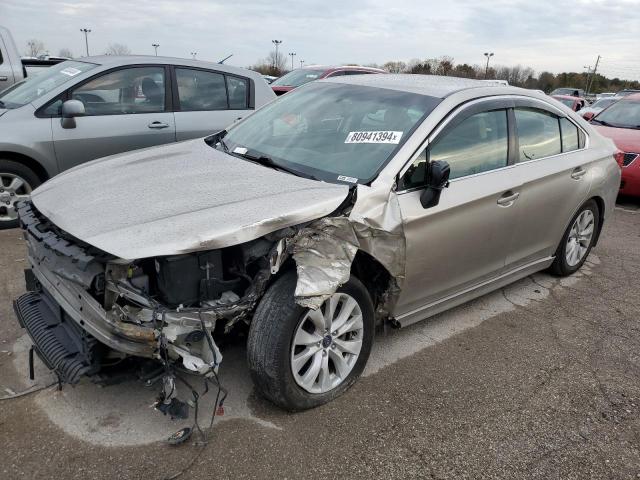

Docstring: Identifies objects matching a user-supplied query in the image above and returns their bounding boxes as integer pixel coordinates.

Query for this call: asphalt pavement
[1,198,639,480]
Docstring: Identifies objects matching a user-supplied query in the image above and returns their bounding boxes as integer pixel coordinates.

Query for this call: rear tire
[549,199,599,276]
[247,271,374,411]
[0,160,41,230]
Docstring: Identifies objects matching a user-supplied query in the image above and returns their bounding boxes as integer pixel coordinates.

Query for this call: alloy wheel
[0,173,32,223]
[565,209,595,267]
[291,293,364,394]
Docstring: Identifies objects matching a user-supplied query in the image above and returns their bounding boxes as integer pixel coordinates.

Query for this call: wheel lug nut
[316,341,321,347]
[331,344,336,349]
[331,331,337,336]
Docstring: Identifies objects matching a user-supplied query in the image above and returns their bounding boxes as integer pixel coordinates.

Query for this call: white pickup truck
[0,26,64,90]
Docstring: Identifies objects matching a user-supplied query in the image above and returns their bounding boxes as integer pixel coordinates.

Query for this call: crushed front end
[13,201,283,389]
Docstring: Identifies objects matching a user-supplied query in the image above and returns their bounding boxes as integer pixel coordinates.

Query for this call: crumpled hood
[32,139,349,259]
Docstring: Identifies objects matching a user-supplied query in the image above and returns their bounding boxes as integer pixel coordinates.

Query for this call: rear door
[394,99,522,316]
[504,101,591,270]
[172,67,252,140]
[51,65,176,171]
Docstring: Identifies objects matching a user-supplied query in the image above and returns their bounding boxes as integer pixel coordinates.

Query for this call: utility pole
[483,52,494,79]
[300,59,305,68]
[152,43,159,56]
[583,65,592,91]
[289,52,296,70]
[586,55,601,96]
[271,40,282,70]
[80,28,91,56]
[191,52,197,59]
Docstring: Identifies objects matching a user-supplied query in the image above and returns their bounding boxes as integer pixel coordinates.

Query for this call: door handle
[571,167,587,180]
[0,76,7,81]
[148,121,169,129]
[497,191,520,206]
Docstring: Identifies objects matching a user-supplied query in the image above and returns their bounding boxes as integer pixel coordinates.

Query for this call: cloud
[0,0,637,79]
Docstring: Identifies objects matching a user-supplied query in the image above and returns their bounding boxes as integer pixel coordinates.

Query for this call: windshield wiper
[237,152,318,180]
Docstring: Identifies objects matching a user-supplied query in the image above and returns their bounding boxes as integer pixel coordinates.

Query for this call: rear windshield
[271,69,327,87]
[0,60,97,108]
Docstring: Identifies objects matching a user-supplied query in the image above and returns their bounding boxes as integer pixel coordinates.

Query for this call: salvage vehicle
[589,93,640,197]
[577,97,618,119]
[270,65,386,95]
[13,74,620,411]
[0,55,275,229]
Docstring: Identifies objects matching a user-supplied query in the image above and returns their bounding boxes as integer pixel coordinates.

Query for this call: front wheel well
[351,250,393,314]
[0,152,50,183]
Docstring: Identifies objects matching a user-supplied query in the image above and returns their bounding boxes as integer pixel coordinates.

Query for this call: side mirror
[420,160,450,209]
[60,99,85,129]
[582,112,595,121]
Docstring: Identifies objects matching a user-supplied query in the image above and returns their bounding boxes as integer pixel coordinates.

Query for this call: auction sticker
[60,67,82,77]
[345,131,402,144]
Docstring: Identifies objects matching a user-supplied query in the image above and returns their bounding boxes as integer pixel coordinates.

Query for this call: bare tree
[267,50,287,74]
[26,39,45,57]
[105,43,131,56]
[58,48,74,59]
[382,61,407,73]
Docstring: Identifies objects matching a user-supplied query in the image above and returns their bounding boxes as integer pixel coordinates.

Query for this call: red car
[552,94,587,112]
[590,93,640,197]
[270,65,387,96]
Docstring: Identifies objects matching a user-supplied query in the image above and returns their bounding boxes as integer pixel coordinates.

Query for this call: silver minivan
[14,75,620,412]
[0,56,275,228]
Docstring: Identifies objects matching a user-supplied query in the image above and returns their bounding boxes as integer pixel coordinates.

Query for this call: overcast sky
[1,0,639,80]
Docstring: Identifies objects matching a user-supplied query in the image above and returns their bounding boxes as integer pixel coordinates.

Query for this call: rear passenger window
[226,76,248,109]
[399,109,508,189]
[176,68,227,111]
[515,108,561,161]
[560,117,579,152]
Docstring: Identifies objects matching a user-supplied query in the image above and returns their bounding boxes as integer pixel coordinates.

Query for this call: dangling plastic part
[167,427,192,446]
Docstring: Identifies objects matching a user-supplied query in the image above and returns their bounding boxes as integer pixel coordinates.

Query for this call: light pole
[271,39,282,70]
[190,52,197,59]
[483,52,494,79]
[583,65,592,90]
[300,59,305,68]
[152,43,159,56]
[289,52,296,70]
[80,28,91,56]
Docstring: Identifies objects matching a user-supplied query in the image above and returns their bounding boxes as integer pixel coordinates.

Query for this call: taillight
[614,150,625,168]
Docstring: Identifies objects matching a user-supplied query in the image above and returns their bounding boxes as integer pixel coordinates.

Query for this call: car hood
[592,125,640,153]
[31,139,349,259]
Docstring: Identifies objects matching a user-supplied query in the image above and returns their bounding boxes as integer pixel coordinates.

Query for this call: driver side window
[399,109,509,190]
[71,67,166,116]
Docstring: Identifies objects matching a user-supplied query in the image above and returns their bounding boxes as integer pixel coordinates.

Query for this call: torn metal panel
[292,216,360,309]
[31,139,349,260]
[292,185,407,312]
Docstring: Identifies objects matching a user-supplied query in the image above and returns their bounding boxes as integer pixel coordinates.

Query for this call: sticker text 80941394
[344,131,403,144]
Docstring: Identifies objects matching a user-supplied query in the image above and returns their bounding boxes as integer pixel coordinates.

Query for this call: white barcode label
[345,131,403,144]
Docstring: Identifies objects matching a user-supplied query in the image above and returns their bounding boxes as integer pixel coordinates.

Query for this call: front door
[394,107,522,317]
[52,65,176,172]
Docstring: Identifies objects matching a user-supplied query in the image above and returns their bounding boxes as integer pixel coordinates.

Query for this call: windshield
[593,99,640,129]
[552,88,581,96]
[591,98,617,109]
[271,69,327,87]
[0,61,97,108]
[220,82,440,184]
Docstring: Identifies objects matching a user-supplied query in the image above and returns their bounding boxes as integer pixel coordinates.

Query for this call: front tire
[0,160,41,230]
[247,271,374,411]
[549,199,599,276]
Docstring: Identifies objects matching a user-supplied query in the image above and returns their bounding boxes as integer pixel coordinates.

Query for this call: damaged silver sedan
[14,74,620,411]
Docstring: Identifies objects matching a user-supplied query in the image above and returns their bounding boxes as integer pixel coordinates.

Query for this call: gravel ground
[0,197,639,480]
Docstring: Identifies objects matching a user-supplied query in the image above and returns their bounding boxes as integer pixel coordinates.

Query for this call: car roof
[622,93,640,101]
[319,73,532,99]
[74,55,261,78]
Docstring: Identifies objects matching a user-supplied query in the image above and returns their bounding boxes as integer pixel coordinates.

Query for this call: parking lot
[0,197,638,479]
